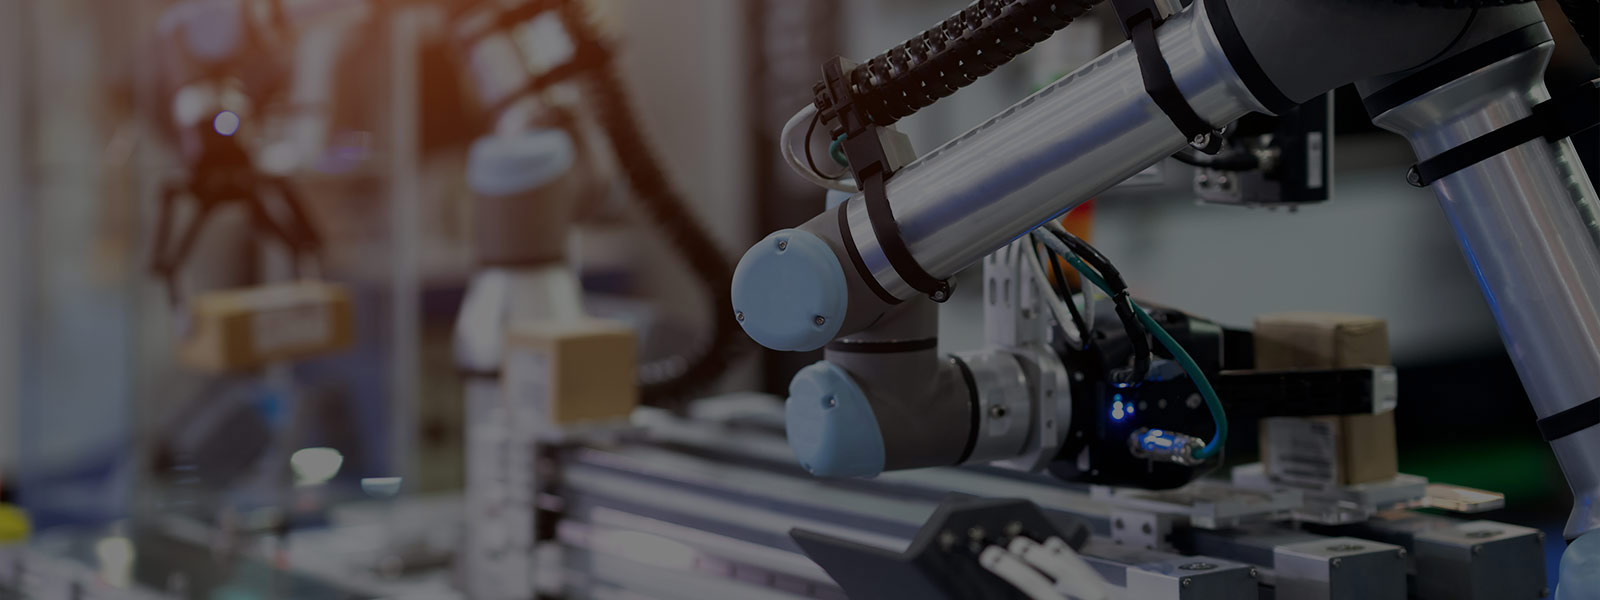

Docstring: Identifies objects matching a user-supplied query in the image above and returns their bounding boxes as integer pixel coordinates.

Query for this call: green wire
[1048,239,1229,460]
[829,135,849,167]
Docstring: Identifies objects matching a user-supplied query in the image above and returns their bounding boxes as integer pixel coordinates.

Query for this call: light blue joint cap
[786,361,885,478]
[731,229,846,351]
[467,129,576,198]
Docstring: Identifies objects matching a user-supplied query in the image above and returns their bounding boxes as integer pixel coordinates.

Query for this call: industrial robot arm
[733,0,1600,546]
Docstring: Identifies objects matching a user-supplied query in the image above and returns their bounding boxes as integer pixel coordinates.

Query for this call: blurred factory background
[0,0,1593,598]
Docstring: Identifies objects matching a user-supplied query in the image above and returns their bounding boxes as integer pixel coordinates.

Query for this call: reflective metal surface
[1273,537,1408,600]
[1370,41,1600,539]
[952,349,1032,464]
[841,0,1266,299]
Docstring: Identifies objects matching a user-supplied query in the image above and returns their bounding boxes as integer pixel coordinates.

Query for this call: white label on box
[1265,417,1339,489]
[251,303,330,355]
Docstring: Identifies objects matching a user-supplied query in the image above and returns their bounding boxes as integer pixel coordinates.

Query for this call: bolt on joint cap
[731,229,847,351]
[785,361,885,478]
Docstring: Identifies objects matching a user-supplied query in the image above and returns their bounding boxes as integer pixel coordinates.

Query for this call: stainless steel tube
[1371,41,1600,540]
[840,0,1266,300]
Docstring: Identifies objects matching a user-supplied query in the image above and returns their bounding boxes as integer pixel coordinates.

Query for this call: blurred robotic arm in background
[446,0,743,406]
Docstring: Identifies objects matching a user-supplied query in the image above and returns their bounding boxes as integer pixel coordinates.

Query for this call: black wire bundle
[1044,226,1151,385]
[1036,243,1092,350]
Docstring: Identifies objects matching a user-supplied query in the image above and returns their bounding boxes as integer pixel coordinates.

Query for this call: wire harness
[1031,223,1228,460]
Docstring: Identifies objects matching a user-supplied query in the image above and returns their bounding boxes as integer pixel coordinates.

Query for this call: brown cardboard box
[178,281,355,372]
[1255,312,1398,487]
[1254,312,1391,370]
[502,319,637,427]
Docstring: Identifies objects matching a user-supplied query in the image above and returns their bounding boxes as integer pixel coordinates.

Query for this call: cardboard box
[1255,312,1398,487]
[1254,312,1391,370]
[178,281,355,372]
[503,319,637,427]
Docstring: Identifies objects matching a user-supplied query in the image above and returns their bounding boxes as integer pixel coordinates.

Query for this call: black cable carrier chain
[812,0,1224,303]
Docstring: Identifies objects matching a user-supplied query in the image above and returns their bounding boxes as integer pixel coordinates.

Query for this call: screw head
[1406,167,1424,187]
[735,311,745,322]
[989,405,1008,418]
[814,315,826,326]
[1114,518,1125,530]
[932,290,949,302]
[1248,568,1259,579]
[776,239,788,251]
[1186,393,1202,409]
[1191,134,1209,146]
[1472,545,1484,556]
[1181,577,1193,588]
[1141,523,1152,535]
[1397,549,1408,559]
[1330,558,1343,569]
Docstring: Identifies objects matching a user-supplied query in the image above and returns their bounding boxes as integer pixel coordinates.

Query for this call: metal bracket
[1111,508,1175,552]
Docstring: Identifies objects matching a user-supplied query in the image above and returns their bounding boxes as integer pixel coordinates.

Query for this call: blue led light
[1111,400,1126,421]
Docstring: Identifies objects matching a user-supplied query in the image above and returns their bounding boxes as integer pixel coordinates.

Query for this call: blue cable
[1039,232,1229,460]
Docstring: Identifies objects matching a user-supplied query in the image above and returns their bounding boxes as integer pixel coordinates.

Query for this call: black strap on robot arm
[1112,0,1225,154]
[1538,396,1600,442]
[1407,78,1600,187]
[809,0,1102,303]
[820,58,953,304]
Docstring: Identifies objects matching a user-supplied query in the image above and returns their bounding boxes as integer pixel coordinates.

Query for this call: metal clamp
[1112,0,1224,154]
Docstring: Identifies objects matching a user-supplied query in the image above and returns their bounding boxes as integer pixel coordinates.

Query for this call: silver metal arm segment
[795,0,1265,338]
[1369,41,1600,541]
[732,0,1600,544]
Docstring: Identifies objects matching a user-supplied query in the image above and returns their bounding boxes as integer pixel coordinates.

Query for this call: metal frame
[541,404,1549,600]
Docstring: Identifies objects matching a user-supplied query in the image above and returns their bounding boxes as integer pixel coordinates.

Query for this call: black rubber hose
[840,0,1101,128]
[562,8,745,407]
